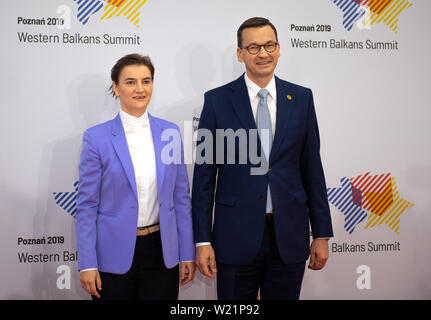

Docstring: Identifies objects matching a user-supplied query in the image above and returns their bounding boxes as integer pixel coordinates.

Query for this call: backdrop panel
[0,0,429,299]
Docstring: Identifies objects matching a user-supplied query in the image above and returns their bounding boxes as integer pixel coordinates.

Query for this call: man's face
[237,25,280,83]
[112,64,153,117]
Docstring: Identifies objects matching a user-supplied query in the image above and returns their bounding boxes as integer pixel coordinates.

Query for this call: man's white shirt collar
[244,72,276,102]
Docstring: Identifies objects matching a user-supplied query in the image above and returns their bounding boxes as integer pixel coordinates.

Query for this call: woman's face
[112,64,153,117]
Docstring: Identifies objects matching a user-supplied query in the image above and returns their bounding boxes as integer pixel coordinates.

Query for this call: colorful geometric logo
[72,0,149,27]
[331,0,413,33]
[53,181,79,217]
[327,172,414,234]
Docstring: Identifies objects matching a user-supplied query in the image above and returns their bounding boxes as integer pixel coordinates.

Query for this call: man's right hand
[196,245,217,278]
[80,269,102,299]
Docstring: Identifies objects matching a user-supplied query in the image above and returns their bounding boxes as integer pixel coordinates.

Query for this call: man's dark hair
[109,53,155,97]
[237,17,278,47]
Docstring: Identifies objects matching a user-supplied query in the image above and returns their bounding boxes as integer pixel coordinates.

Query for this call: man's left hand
[308,238,329,270]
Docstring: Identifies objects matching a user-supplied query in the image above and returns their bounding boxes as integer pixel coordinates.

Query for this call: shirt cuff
[80,268,98,272]
[196,242,211,247]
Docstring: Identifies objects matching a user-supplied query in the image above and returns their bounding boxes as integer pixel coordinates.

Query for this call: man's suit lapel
[228,75,263,163]
[228,74,257,131]
[229,74,294,165]
[111,114,138,200]
[148,113,165,197]
[269,76,294,164]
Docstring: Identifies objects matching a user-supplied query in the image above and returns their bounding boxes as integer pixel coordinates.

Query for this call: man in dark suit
[192,17,333,300]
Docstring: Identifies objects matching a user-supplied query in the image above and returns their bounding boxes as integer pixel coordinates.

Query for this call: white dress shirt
[244,72,277,137]
[120,109,159,228]
[122,110,195,263]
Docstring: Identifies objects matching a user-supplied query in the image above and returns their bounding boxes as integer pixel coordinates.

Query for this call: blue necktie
[257,89,273,213]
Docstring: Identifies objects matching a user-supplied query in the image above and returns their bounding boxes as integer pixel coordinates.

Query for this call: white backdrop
[1,0,430,299]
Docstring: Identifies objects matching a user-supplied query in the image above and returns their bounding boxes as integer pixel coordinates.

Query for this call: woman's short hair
[109,53,155,97]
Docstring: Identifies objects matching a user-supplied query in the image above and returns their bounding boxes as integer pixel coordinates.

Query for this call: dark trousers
[216,217,306,300]
[93,231,179,300]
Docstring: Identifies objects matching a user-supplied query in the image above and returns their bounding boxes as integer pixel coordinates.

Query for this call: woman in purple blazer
[75,54,195,300]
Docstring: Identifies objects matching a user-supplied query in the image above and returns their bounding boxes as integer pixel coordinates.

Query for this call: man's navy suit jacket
[192,74,333,265]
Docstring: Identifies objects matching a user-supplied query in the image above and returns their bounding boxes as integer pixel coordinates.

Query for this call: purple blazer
[75,113,194,274]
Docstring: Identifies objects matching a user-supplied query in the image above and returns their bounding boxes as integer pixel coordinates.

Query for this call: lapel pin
[287,94,292,100]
